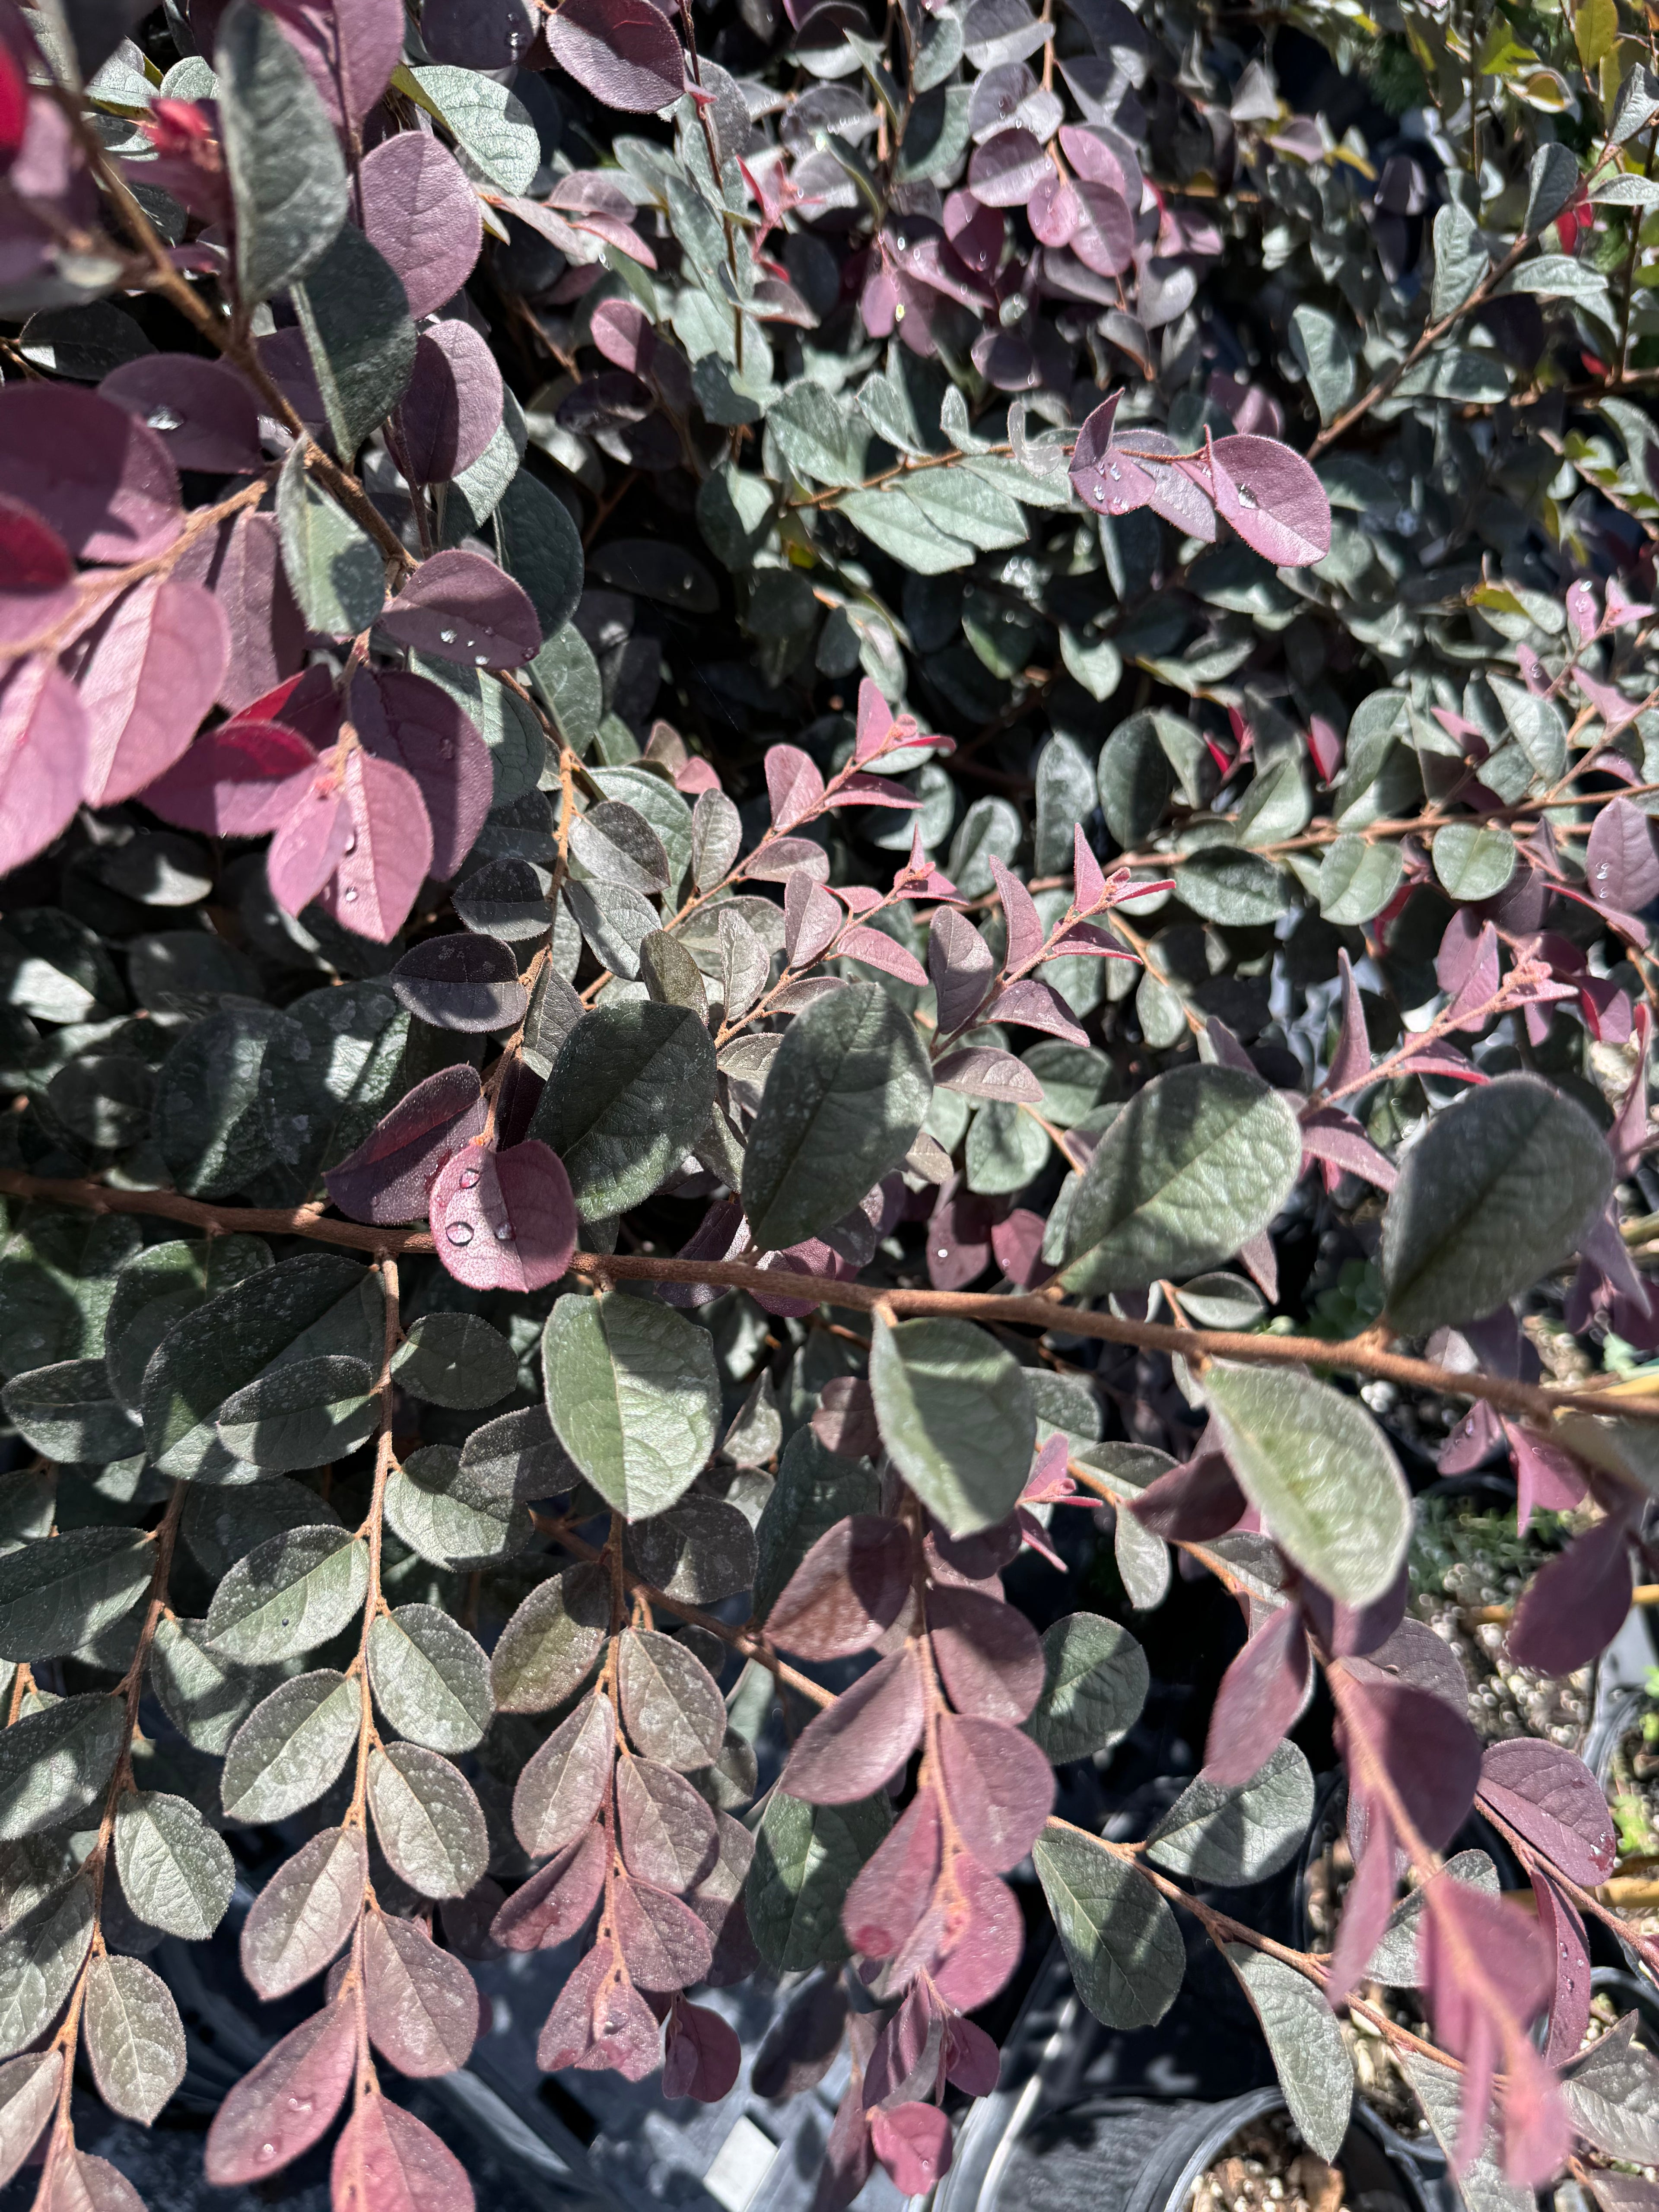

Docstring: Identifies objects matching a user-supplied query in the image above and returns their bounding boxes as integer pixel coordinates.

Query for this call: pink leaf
[1503,1421,1587,1533]
[967,128,1048,206]
[767,1515,912,1661]
[331,2095,476,2212]
[927,1181,995,1291]
[348,668,492,880]
[264,0,404,129]
[1586,795,1659,912]
[1323,1810,1398,2004]
[1508,1509,1634,1675]
[1029,170,1082,245]
[784,872,844,967]
[991,1206,1047,1286]
[662,2000,741,2102]
[1477,1736,1615,1886]
[204,1996,356,2184]
[360,134,483,321]
[943,188,1004,276]
[765,742,825,830]
[781,1649,925,1804]
[0,657,88,877]
[76,575,230,807]
[0,385,178,563]
[982,975,1088,1043]
[934,1712,1053,1870]
[1070,180,1134,275]
[267,764,353,914]
[390,323,503,488]
[547,0,686,111]
[1201,1603,1310,1787]
[325,1064,487,1225]
[0,493,78,646]
[537,1941,660,2079]
[492,1825,609,1951]
[308,746,432,940]
[928,1587,1045,1723]
[844,1786,942,1960]
[928,906,994,1034]
[173,509,306,712]
[429,1138,577,1292]
[989,855,1044,969]
[824,770,920,810]
[1326,949,1371,1095]
[141,718,316,835]
[378,549,541,670]
[1299,1105,1398,1191]
[933,1046,1044,1103]
[1189,433,1332,568]
[870,2104,953,2197]
[100,354,263,475]
[591,297,656,375]
[839,926,929,986]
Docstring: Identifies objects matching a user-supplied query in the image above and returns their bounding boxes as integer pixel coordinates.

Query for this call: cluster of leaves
[3,0,1659,2201]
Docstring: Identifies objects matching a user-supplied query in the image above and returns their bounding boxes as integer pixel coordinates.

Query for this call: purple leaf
[76,575,230,807]
[928,1586,1045,1723]
[591,296,657,376]
[491,1825,608,1950]
[1342,1618,1470,1714]
[349,667,493,880]
[514,1694,617,1859]
[744,835,830,882]
[429,1138,577,1293]
[1476,1737,1615,1887]
[359,133,484,321]
[1530,1867,1590,2066]
[309,746,433,942]
[1508,1509,1634,1675]
[324,1064,487,1224]
[784,872,844,966]
[1341,1677,1481,1852]
[967,128,1049,206]
[813,1375,882,1460]
[99,354,263,475]
[0,658,88,880]
[1029,172,1081,245]
[943,188,1004,275]
[264,0,403,130]
[0,494,78,647]
[267,765,352,914]
[616,1758,718,1891]
[378,549,541,669]
[926,1180,995,1291]
[390,323,503,488]
[1130,1449,1246,1541]
[839,926,929,987]
[1188,434,1332,569]
[1323,1811,1397,2004]
[663,1998,742,2102]
[1069,180,1134,275]
[537,1940,660,2079]
[989,855,1044,969]
[992,1207,1048,1287]
[547,0,686,111]
[1586,796,1659,912]
[982,975,1088,1043]
[141,718,315,835]
[203,1996,356,2185]
[916,1850,1023,2011]
[1201,1603,1310,1788]
[421,0,537,69]
[0,385,179,563]
[612,1872,714,1990]
[1327,948,1370,1094]
[1115,428,1218,538]
[1504,1421,1586,1532]
[766,1514,912,1660]
[1299,1105,1398,1191]
[933,1046,1045,1103]
[928,906,995,1034]
[781,1648,925,1804]
[936,1713,1053,1871]
[173,510,306,712]
[844,1785,941,1959]
[765,742,825,830]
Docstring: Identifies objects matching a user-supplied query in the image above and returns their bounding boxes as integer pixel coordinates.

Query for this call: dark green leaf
[1032,1828,1185,2028]
[392,1312,518,1409]
[293,219,416,458]
[221,1669,359,1824]
[1145,1742,1315,1883]
[0,1528,152,1662]
[870,1316,1035,1537]
[204,1525,370,1663]
[0,1359,140,1463]
[531,1002,718,1220]
[747,1789,890,1972]
[214,1353,377,1471]
[1026,1612,1149,1763]
[542,1292,719,1520]
[1225,1947,1353,2161]
[0,1696,125,1838]
[216,0,346,306]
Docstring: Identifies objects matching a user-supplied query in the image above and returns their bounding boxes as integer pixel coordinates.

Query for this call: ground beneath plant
[1189,2114,1349,2212]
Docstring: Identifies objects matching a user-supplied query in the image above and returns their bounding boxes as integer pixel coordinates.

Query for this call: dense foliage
[0,0,1659,2201]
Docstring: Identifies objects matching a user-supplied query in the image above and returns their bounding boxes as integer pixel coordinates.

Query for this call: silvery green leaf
[221,1670,359,1824]
[0,1874,94,2058]
[1033,1829,1184,2028]
[114,1791,235,1941]
[83,1953,186,2124]
[368,1605,492,1752]
[203,1524,369,1663]
[0,1696,125,1838]
[1225,1948,1353,2161]
[385,1444,531,1570]
[747,1788,890,1973]
[1026,1612,1149,1762]
[392,1312,518,1409]
[542,1293,719,1521]
[0,1527,152,1662]
[1,1358,140,1463]
[367,1743,487,1898]
[214,1353,377,1471]
[1146,1742,1315,1884]
[870,1315,1034,1537]
[150,1617,280,1757]
[216,0,346,306]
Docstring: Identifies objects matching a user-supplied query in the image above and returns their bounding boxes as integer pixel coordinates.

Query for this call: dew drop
[893,303,905,321]
[935,1246,949,1260]
[459,1167,482,1189]
[1091,484,1105,503]
[447,1222,474,1247]
[439,739,456,760]
[895,233,907,251]
[146,404,184,432]
[439,629,458,644]
[475,653,489,665]
[1107,496,1128,514]
[1237,484,1260,510]
[495,1223,515,1240]
[256,2145,277,2165]
[343,835,356,855]
[343,887,359,903]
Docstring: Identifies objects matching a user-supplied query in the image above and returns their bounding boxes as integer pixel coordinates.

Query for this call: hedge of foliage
[0,0,1657,2201]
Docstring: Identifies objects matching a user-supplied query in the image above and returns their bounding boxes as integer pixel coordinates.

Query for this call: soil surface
[1189,2115,1350,2212]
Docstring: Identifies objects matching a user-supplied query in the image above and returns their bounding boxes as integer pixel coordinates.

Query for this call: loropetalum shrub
[3,0,1659,2200]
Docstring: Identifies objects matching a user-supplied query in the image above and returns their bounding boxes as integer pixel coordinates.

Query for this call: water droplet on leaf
[447,1223,474,1247]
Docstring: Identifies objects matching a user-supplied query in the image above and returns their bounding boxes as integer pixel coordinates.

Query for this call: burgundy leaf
[844,1786,941,1960]
[982,976,1088,1043]
[765,742,825,831]
[203,1995,355,2183]
[173,510,306,712]
[360,134,483,321]
[785,871,845,966]
[311,746,434,941]
[935,1712,1053,1870]
[1420,1868,1556,2085]
[988,855,1044,970]
[547,0,685,111]
[767,1515,912,1660]
[537,1941,661,2080]
[1530,1866,1590,2066]
[934,1045,1042,1105]
[429,1138,577,1294]
[1131,1449,1246,1542]
[820,2073,876,2212]
[100,354,263,475]
[944,2015,999,2095]
[825,770,920,811]
[1586,796,1659,912]
[142,717,315,835]
[781,1649,925,1804]
[968,127,1049,206]
[77,576,230,807]
[267,759,353,914]
[592,296,656,375]
[928,906,995,1034]
[943,188,1004,275]
[0,656,88,877]
[0,385,179,563]
[1323,1809,1398,2004]
[391,323,503,488]
[348,667,493,881]
[513,1693,617,1858]
[871,2103,953,2196]
[331,2097,475,2212]
[0,494,77,646]
[927,1587,1045,1723]
[265,0,402,129]
[1503,1421,1587,1532]
[1324,1568,1409,1661]
[911,1850,1023,2011]
[1508,1509,1634,1675]
[1340,1677,1481,1852]
[1342,1618,1470,1713]
[927,1514,1020,1584]
[615,1757,719,1891]
[1189,434,1331,568]
[1298,1105,1398,1191]
[839,926,930,987]
[1201,1604,1311,1788]
[663,1999,742,2101]
[1029,171,1081,245]
[1070,181,1134,275]
[864,1981,939,2108]
[612,1872,715,1991]
[992,1208,1047,1287]
[745,835,831,883]
[325,1065,486,1225]
[378,549,541,670]
[1476,1738,1615,1887]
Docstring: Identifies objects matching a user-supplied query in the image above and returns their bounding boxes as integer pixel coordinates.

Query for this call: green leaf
[747,1788,890,1972]
[1225,1947,1354,2161]
[900,467,1028,551]
[214,1353,377,1471]
[113,1791,235,1941]
[220,1669,360,1823]
[241,1827,366,1999]
[542,1292,719,1521]
[495,468,584,639]
[1432,201,1489,320]
[276,442,386,639]
[292,219,416,460]
[1400,2054,1533,2212]
[0,1529,152,1663]
[0,2052,62,2190]
[1146,1742,1315,1883]
[0,1358,140,1463]
[1200,1361,1411,1606]
[1176,847,1286,926]
[1032,1827,1185,2028]
[204,1524,370,1663]
[392,1312,517,1409]
[1114,1506,1170,1611]
[385,1443,529,1570]
[744,982,932,1251]
[869,1315,1035,1537]
[367,1604,492,1752]
[1025,1612,1149,1763]
[104,1234,270,1415]
[1289,305,1356,424]
[216,0,346,307]
[0,1211,140,1378]
[1098,712,1182,846]
[0,1696,125,1838]
[531,1001,718,1221]
[257,981,412,1192]
[0,1875,94,2059]
[153,1008,296,1200]
[140,1250,375,1479]
[1380,1074,1612,1335]
[1317,834,1404,925]
[837,486,973,572]
[1431,821,1516,901]
[410,65,539,194]
[531,623,604,754]
[367,1743,487,1898]
[489,1563,609,1713]
[1060,1066,1302,1296]
[768,381,867,486]
[150,1617,280,1757]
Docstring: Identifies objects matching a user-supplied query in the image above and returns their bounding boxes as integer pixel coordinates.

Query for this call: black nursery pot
[954,2085,1434,2212]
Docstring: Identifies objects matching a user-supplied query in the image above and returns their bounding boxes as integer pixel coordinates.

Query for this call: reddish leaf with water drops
[204,1995,356,2184]
[267,760,353,914]
[331,2094,476,2212]
[1504,1422,1586,1533]
[871,2102,953,2196]
[1192,434,1332,569]
[348,668,493,882]
[378,550,542,670]
[325,1065,488,1225]
[1531,1866,1591,2066]
[294,746,432,941]
[429,1138,577,1294]
[100,355,264,475]
[1476,1737,1615,1887]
